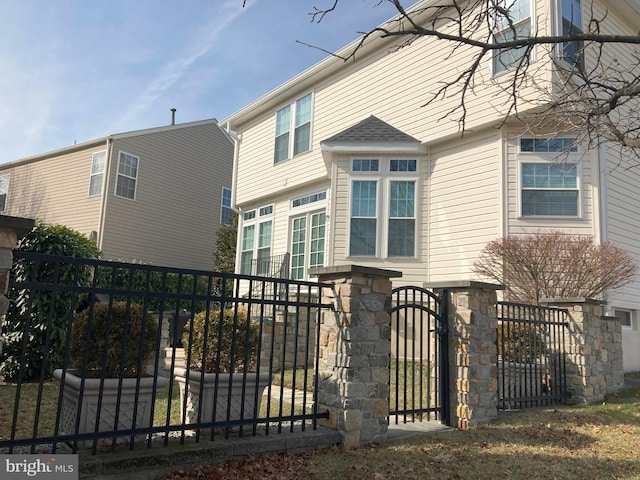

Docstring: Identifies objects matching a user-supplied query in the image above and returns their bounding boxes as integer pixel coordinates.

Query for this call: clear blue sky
[0,0,397,164]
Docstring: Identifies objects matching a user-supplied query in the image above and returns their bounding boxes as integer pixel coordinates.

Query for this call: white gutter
[96,138,113,253]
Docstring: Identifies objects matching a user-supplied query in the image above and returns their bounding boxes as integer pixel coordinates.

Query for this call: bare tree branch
[302,0,640,163]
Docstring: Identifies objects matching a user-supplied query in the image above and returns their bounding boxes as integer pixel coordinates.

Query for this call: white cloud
[108,0,254,131]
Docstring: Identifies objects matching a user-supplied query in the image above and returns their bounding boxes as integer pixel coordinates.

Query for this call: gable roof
[320,116,426,154]
[323,116,420,143]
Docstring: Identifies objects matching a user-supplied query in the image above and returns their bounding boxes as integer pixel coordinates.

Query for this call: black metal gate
[497,301,570,410]
[389,286,449,425]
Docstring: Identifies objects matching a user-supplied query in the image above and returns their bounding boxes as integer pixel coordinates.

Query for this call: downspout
[226,121,243,274]
[96,138,113,253]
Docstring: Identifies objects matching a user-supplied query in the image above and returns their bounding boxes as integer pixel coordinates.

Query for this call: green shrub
[0,222,101,381]
[70,302,157,378]
[183,307,258,373]
[497,322,547,363]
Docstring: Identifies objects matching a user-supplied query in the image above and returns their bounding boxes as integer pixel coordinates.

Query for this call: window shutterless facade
[115,151,139,200]
[558,0,584,70]
[519,137,580,217]
[240,205,273,275]
[493,0,532,74]
[220,187,232,224]
[274,93,312,163]
[89,151,106,197]
[0,174,10,212]
[349,158,417,258]
[289,191,327,280]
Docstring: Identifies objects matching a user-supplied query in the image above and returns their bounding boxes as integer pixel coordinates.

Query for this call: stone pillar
[0,215,35,356]
[427,281,502,429]
[311,265,401,449]
[542,298,624,403]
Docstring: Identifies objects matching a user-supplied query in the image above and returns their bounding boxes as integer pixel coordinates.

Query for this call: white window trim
[348,158,419,259]
[114,151,139,201]
[0,173,10,212]
[220,187,232,224]
[553,0,584,70]
[517,136,582,219]
[88,150,107,197]
[491,0,536,77]
[240,204,274,275]
[288,190,328,280]
[614,309,634,330]
[274,92,313,164]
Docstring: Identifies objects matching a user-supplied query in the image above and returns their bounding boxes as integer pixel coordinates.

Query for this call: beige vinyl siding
[427,131,501,283]
[100,123,232,269]
[234,1,550,208]
[0,145,105,237]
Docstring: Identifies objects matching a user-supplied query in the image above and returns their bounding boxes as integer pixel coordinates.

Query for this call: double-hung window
[520,137,580,217]
[290,191,327,280]
[349,158,417,258]
[493,0,532,74]
[240,205,273,275]
[115,151,139,200]
[274,93,312,163]
[220,187,232,224]
[89,151,106,197]
[0,174,10,212]
[559,0,584,70]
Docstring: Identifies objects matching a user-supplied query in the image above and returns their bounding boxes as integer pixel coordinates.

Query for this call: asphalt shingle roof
[322,116,420,144]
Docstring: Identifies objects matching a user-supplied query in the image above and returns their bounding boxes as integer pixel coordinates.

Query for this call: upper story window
[220,187,232,224]
[349,158,418,258]
[0,174,10,212]
[274,93,312,163]
[519,137,580,217]
[115,151,139,200]
[493,0,532,74]
[559,0,584,70]
[89,151,106,197]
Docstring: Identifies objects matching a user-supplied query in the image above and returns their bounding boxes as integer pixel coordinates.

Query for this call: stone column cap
[310,264,403,280]
[0,215,35,239]
[424,280,503,290]
[541,297,604,305]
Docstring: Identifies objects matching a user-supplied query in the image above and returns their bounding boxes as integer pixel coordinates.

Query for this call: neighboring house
[0,118,234,270]
[221,1,640,371]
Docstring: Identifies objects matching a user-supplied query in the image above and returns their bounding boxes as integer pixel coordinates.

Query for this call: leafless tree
[301,1,640,164]
[472,231,637,304]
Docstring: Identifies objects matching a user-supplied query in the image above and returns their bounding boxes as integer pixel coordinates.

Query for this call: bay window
[349,158,417,258]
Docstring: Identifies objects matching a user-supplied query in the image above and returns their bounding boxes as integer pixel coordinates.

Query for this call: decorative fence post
[311,265,401,448]
[541,298,624,403]
[0,215,35,357]
[427,281,503,429]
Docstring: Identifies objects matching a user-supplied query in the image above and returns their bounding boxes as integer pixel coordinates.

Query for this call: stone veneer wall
[542,299,624,403]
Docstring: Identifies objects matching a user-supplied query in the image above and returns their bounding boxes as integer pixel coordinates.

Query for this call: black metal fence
[389,286,449,425]
[496,301,570,410]
[0,251,330,454]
